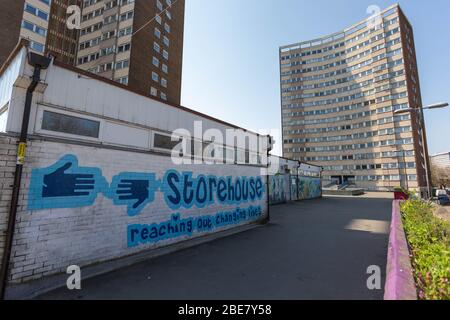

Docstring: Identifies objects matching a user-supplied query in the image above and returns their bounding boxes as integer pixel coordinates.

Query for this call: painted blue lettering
[196,175,208,205]
[242,177,249,201]
[208,176,217,202]
[249,177,256,199]
[235,178,242,202]
[29,155,266,215]
[183,173,194,206]
[256,177,264,198]
[217,179,227,202]
[166,171,181,207]
[227,177,235,202]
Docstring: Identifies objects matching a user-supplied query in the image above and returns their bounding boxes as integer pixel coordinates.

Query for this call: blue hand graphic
[28,155,107,210]
[116,179,149,209]
[43,162,95,198]
[108,173,160,216]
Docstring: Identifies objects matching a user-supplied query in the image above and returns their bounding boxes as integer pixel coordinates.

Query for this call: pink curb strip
[384,200,417,300]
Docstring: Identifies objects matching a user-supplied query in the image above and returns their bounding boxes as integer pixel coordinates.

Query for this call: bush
[401,199,450,300]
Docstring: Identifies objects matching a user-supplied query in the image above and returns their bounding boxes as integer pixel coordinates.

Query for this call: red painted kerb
[384,200,417,300]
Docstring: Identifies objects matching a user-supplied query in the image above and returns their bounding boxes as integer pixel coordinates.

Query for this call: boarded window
[42,111,100,138]
[153,133,182,150]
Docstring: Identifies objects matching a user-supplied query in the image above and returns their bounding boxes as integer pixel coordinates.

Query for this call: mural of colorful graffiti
[27,154,266,248]
[298,177,322,200]
[29,155,265,215]
[269,174,289,204]
[269,174,322,204]
[128,206,263,247]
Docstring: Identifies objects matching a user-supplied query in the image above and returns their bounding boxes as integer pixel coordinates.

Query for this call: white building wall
[1,136,267,284]
[431,153,450,169]
[5,51,263,156]
[0,47,269,285]
[0,48,27,132]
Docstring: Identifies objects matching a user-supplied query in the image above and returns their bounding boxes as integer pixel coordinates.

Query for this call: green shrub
[401,199,450,300]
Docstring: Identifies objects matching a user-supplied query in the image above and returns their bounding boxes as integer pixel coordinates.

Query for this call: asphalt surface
[37,196,392,300]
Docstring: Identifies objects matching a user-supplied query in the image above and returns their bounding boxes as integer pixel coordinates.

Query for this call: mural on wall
[298,176,322,200]
[269,174,289,204]
[290,176,298,201]
[28,155,109,211]
[28,154,266,247]
[269,175,321,204]
[128,206,263,247]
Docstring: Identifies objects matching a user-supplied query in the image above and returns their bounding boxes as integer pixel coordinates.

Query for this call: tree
[431,163,450,188]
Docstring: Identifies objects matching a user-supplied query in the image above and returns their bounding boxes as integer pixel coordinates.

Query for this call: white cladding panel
[41,65,239,138]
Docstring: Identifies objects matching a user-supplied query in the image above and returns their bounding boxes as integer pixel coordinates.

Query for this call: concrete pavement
[37,197,392,300]
[324,191,394,199]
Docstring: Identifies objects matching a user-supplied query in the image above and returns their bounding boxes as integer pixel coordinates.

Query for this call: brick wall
[0,134,268,284]
[0,134,18,278]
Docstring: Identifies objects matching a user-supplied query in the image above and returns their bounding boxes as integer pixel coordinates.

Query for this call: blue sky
[181,0,450,156]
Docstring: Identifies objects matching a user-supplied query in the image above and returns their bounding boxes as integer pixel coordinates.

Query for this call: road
[37,196,392,300]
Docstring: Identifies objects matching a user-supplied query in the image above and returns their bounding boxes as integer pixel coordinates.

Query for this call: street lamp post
[394,102,448,199]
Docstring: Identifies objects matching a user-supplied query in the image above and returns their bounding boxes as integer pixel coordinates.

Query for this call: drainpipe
[296,161,300,201]
[0,52,51,300]
[265,135,272,223]
[320,167,324,198]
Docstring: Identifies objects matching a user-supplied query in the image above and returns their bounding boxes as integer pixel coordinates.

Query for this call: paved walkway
[324,191,394,199]
[37,197,392,300]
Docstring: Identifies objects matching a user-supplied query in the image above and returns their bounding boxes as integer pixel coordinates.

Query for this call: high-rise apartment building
[279,4,430,192]
[77,0,185,104]
[1,0,50,63]
[0,0,185,105]
[0,0,81,65]
[46,0,83,64]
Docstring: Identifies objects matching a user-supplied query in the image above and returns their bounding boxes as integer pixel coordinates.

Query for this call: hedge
[401,199,450,299]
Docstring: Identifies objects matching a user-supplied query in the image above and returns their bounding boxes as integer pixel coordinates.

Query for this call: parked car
[437,191,450,206]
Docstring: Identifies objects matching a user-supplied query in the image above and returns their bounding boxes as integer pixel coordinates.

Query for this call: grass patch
[400,199,450,300]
